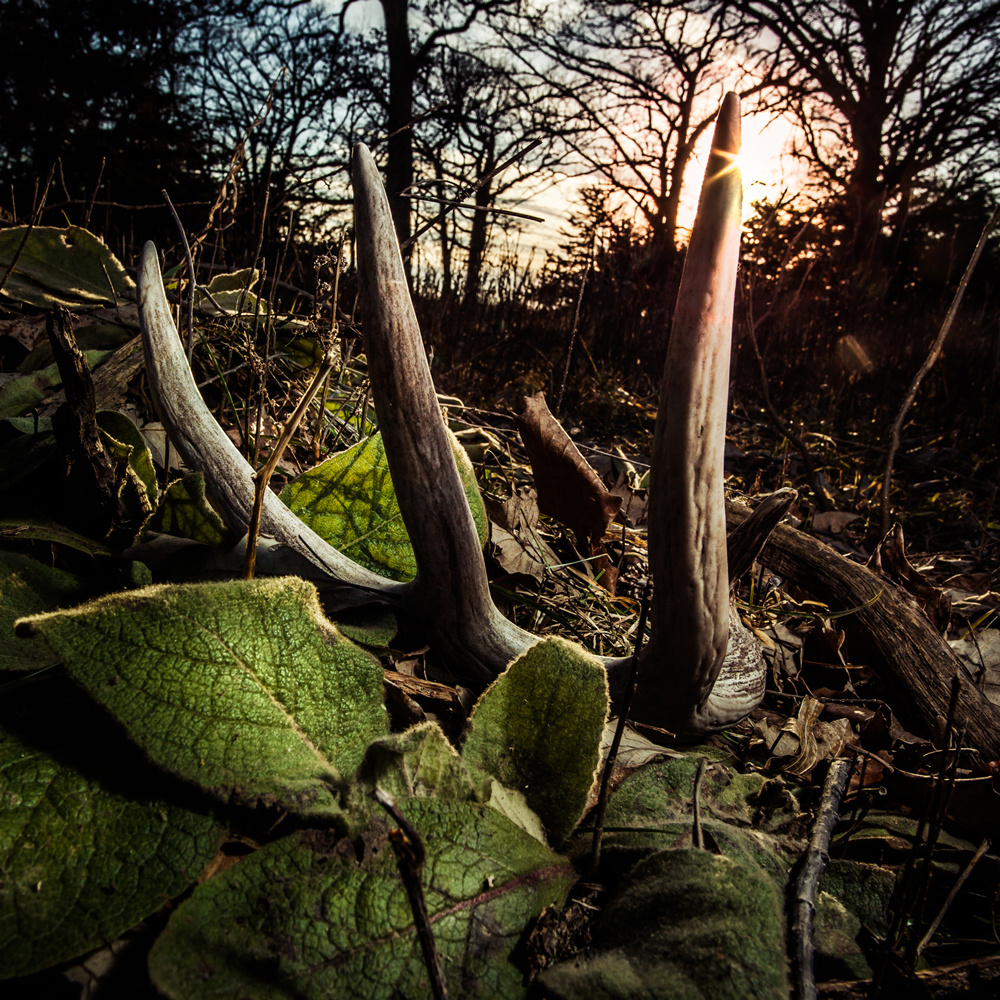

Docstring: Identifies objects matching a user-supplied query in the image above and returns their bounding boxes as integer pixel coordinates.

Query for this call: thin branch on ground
[243,351,336,580]
[374,788,450,1000]
[789,756,853,1000]
[162,189,198,362]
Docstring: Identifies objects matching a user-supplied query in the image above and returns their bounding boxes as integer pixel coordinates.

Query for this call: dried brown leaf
[811,511,862,534]
[868,524,951,632]
[515,391,621,556]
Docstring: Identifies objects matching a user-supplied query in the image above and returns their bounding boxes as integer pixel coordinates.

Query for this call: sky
[486,108,807,262]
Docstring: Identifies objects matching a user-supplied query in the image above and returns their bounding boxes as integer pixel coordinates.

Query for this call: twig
[881,205,1000,536]
[400,192,544,224]
[789,756,853,1000]
[245,263,267,459]
[979,477,999,556]
[874,675,963,992]
[192,76,281,250]
[400,139,542,251]
[162,190,197,362]
[739,269,829,511]
[313,235,345,461]
[83,157,105,230]
[738,212,830,509]
[916,837,991,957]
[45,197,210,212]
[256,210,298,467]
[556,233,596,417]
[373,788,450,1000]
[365,102,448,150]
[238,186,270,460]
[589,580,652,874]
[243,351,336,580]
[692,757,707,850]
[903,677,964,968]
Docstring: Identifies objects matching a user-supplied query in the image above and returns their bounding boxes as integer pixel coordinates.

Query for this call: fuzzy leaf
[569,756,796,889]
[15,578,387,814]
[96,409,159,506]
[0,725,221,979]
[146,472,236,547]
[541,849,788,1000]
[355,722,484,803]
[0,552,86,671]
[462,636,608,845]
[193,268,266,317]
[0,418,58,489]
[0,514,113,556]
[0,226,134,310]
[19,324,132,373]
[353,725,548,843]
[333,604,399,648]
[281,430,487,582]
[0,352,113,419]
[149,799,574,1000]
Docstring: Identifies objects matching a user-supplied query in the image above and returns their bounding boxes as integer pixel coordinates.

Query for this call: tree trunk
[463,174,493,306]
[382,0,414,265]
[434,157,452,298]
[846,110,886,260]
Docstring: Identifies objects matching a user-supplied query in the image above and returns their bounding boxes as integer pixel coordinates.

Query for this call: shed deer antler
[137,93,789,735]
[635,92,794,734]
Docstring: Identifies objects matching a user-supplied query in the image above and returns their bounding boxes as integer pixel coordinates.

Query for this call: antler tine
[351,144,538,682]
[137,243,407,598]
[636,93,760,734]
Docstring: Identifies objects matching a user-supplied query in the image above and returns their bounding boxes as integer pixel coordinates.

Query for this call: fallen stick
[726,501,1000,759]
[789,757,853,1000]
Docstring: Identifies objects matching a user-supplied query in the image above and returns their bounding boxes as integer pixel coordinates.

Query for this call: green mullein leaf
[15,577,388,816]
[281,430,487,582]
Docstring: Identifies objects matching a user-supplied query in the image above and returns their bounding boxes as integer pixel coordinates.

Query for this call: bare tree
[194,3,371,252]
[726,0,1000,255]
[340,0,520,253]
[494,0,783,267]
[411,48,558,304]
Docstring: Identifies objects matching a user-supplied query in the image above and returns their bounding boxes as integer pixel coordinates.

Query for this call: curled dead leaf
[868,523,951,632]
[515,392,621,548]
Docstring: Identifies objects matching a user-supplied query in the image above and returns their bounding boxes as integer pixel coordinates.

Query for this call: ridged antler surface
[137,244,409,602]
[634,93,793,733]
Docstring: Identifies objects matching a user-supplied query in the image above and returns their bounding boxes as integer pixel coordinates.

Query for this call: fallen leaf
[0,226,134,310]
[490,520,548,582]
[754,697,856,778]
[0,316,49,350]
[868,523,951,632]
[950,629,1000,704]
[515,392,621,555]
[812,511,862,534]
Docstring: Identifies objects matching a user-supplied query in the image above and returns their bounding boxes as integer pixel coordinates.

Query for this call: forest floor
[2,288,1000,999]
